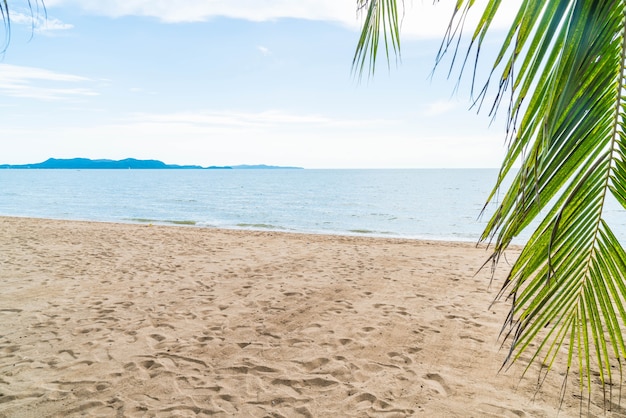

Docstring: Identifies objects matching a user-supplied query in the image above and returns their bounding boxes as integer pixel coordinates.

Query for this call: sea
[1,168,624,244]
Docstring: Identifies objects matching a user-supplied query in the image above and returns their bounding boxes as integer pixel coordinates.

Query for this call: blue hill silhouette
[0,158,302,170]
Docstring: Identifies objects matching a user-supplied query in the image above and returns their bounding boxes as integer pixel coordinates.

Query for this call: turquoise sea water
[1,169,623,243]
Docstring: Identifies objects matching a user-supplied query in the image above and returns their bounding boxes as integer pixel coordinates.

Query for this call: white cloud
[257,45,270,55]
[9,11,73,34]
[39,17,74,32]
[124,109,383,132]
[43,0,519,39]
[0,64,97,100]
[43,0,357,24]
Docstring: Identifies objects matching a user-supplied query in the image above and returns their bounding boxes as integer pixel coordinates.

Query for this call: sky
[0,1,517,168]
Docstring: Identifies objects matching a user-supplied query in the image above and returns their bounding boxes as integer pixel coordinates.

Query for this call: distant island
[0,158,303,170]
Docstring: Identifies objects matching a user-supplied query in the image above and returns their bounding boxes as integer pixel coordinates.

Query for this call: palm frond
[1,1,47,52]
[463,0,626,397]
[353,0,402,78]
[1,0,11,52]
[353,0,626,404]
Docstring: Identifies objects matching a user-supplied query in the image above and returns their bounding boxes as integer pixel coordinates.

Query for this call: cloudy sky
[1,1,516,168]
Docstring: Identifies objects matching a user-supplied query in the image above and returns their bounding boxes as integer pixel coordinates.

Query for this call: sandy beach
[0,216,620,417]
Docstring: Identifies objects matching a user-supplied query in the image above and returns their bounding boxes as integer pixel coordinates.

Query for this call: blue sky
[0,1,516,168]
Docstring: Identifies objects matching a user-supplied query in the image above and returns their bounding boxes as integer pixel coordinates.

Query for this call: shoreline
[0,216,611,417]
[0,214,493,245]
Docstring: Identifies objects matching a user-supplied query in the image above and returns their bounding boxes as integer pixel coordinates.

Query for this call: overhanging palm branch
[355,0,626,403]
[475,0,626,401]
[1,0,11,51]
[353,0,402,78]
[0,1,46,52]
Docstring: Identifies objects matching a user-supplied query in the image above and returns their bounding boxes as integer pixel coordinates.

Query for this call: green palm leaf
[471,0,626,400]
[355,0,626,403]
[353,0,402,78]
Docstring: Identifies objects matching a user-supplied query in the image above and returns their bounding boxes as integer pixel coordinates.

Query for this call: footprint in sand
[460,334,484,343]
[298,357,330,372]
[423,373,452,396]
[140,359,163,370]
[149,333,166,342]
[477,403,527,417]
[388,351,412,365]
[354,392,377,409]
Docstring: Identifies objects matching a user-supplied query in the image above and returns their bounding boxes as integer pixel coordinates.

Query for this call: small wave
[166,220,196,225]
[348,229,393,235]
[127,218,157,223]
[127,218,196,226]
[236,223,287,230]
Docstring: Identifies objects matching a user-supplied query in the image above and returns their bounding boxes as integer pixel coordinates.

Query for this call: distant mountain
[0,158,303,170]
[230,164,303,170]
[0,158,203,169]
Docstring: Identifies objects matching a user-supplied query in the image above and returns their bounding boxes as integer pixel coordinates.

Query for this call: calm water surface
[1,169,622,243]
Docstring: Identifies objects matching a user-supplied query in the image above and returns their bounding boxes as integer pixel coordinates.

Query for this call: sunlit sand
[0,217,615,417]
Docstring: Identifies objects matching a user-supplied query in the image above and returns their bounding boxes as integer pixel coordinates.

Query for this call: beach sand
[0,216,620,417]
